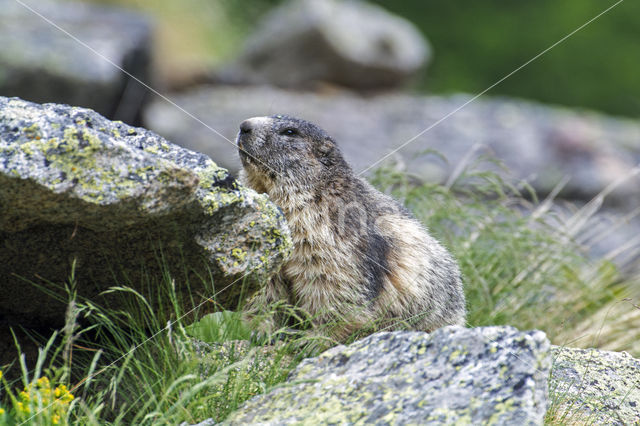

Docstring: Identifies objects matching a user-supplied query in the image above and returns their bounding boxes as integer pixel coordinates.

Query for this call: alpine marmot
[237,115,465,340]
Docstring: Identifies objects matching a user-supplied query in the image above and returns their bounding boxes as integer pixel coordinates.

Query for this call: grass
[371,157,639,354]
[1,161,638,424]
[0,262,305,425]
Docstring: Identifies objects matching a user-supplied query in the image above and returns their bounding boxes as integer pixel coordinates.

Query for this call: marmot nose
[239,120,252,134]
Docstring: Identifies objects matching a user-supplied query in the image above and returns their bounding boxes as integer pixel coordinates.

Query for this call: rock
[0,96,291,333]
[223,326,551,425]
[220,0,430,89]
[549,346,640,425]
[0,0,152,125]
[181,420,215,426]
[144,86,640,207]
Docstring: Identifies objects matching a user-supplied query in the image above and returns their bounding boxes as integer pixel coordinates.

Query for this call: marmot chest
[281,206,362,290]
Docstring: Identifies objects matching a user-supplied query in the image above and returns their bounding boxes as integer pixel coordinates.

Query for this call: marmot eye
[280,128,298,136]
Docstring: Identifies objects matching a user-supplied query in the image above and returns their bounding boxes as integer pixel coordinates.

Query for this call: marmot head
[237,115,348,184]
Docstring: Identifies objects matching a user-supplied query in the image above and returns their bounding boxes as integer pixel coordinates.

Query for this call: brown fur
[237,115,465,341]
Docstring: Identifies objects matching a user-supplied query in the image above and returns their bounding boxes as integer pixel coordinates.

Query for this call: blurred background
[2,0,640,362]
[1,0,639,267]
[67,0,640,116]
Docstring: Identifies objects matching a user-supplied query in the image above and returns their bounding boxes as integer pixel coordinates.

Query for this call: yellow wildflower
[16,401,30,414]
[0,407,5,415]
[10,374,75,423]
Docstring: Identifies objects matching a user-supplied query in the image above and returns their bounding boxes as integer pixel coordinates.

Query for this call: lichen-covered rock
[0,96,291,331]
[223,326,551,425]
[220,0,429,90]
[0,0,151,124]
[549,346,640,425]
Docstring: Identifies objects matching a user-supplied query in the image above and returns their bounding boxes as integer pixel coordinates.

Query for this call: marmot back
[237,115,465,340]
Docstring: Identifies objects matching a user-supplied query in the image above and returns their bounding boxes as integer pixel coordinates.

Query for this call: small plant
[0,329,77,426]
[1,372,74,425]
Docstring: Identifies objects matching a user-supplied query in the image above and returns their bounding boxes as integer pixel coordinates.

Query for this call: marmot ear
[317,138,334,156]
[316,139,336,167]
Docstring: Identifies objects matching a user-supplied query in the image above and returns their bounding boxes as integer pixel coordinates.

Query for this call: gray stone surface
[220,0,429,89]
[223,326,551,425]
[0,0,152,124]
[549,346,640,425]
[0,96,291,333]
[181,420,215,426]
[144,85,640,207]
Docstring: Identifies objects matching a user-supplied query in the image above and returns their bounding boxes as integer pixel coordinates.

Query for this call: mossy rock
[0,96,291,332]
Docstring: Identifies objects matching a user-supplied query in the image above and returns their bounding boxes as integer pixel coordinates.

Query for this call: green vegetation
[0,263,303,424]
[372,159,638,352]
[1,164,638,424]
[372,0,640,117]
